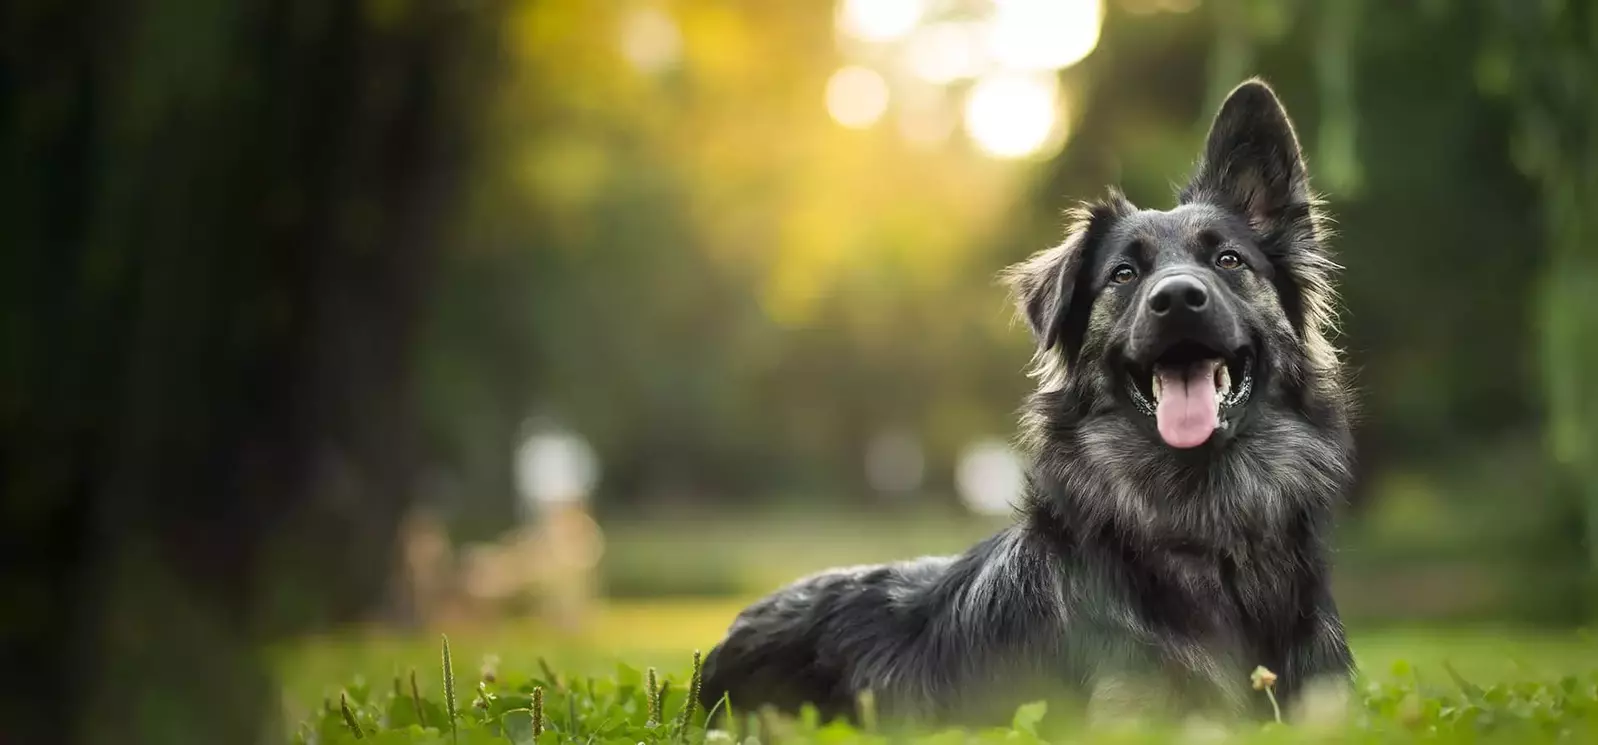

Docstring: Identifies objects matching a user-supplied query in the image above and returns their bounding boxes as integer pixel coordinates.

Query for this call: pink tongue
[1155,362,1219,449]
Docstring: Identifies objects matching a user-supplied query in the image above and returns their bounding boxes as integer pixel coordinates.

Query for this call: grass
[283,601,1598,744]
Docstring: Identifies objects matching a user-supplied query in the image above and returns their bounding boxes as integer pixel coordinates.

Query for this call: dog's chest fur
[1053,524,1309,710]
[1135,539,1298,641]
[1148,546,1238,636]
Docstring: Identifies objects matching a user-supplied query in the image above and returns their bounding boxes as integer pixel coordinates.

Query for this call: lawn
[280,599,1598,744]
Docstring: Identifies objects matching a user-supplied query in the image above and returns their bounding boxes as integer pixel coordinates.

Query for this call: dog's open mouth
[1126,341,1254,449]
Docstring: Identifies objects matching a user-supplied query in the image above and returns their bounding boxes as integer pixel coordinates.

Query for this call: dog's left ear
[1181,78,1309,227]
[1184,78,1343,354]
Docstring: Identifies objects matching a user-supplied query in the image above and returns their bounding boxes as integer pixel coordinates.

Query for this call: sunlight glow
[985,0,1104,73]
[963,73,1059,159]
[897,102,958,148]
[618,7,682,74]
[826,65,891,129]
[893,79,957,147]
[904,22,984,84]
[837,0,925,43]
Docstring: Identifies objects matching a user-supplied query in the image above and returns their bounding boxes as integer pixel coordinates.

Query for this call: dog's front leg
[1281,603,1357,729]
[1086,670,1246,744]
[1085,672,1182,728]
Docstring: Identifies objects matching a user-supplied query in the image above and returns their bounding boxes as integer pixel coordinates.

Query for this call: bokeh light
[963,72,1061,159]
[618,7,682,74]
[826,0,1101,160]
[956,438,1026,516]
[825,65,892,129]
[514,425,599,511]
[837,0,925,43]
[984,0,1104,73]
[904,22,984,84]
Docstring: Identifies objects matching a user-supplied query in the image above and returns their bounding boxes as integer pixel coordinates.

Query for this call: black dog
[699,79,1356,728]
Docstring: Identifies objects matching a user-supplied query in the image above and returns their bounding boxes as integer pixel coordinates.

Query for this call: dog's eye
[1215,250,1244,270]
[1111,265,1137,284]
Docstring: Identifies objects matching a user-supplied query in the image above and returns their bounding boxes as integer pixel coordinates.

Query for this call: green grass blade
[441,634,458,744]
[339,692,364,740]
[410,668,426,727]
[532,685,545,738]
[674,650,704,741]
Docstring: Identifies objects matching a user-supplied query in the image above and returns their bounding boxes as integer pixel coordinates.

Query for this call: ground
[278,597,1598,739]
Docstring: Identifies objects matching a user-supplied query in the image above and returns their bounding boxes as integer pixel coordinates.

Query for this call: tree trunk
[0,1,499,742]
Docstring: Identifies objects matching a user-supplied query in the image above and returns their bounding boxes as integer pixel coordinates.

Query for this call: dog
[698,78,1357,729]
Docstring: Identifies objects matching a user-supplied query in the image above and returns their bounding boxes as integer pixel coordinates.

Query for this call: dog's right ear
[1003,234,1082,354]
[1002,196,1129,360]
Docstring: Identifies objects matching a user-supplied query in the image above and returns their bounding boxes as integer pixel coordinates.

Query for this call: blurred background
[4,0,1596,742]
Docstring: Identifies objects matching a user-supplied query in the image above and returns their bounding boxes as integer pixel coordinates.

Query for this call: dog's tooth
[1151,374,1162,403]
[1217,364,1231,397]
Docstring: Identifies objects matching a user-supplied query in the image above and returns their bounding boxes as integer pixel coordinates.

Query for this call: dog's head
[1005,79,1345,453]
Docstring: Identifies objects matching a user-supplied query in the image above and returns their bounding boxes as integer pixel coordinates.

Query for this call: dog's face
[1084,203,1284,449]
[1006,80,1343,453]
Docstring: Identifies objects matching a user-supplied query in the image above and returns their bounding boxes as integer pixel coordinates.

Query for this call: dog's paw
[1176,715,1232,745]
[1085,674,1172,732]
[1288,676,1354,730]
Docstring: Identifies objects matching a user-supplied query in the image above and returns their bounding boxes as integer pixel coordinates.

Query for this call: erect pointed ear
[1183,79,1342,353]
[1181,78,1310,227]
[1001,195,1130,359]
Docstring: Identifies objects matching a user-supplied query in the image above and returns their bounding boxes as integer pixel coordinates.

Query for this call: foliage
[294,638,1598,745]
[1475,0,1598,593]
[418,0,1038,529]
[414,1,1598,613]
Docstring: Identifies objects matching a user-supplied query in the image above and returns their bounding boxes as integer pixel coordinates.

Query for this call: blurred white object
[514,424,599,514]
[511,420,603,631]
[904,22,984,84]
[956,437,1026,515]
[619,6,682,74]
[837,0,925,43]
[826,65,891,129]
[984,0,1104,73]
[964,72,1061,159]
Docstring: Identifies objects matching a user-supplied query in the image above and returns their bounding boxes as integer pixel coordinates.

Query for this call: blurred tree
[399,0,1594,621]
[1173,0,1592,614]
[1026,3,1541,507]
[1476,0,1598,607]
[1020,1,1590,620]
[1,1,499,742]
[421,0,1041,529]
[417,0,1588,558]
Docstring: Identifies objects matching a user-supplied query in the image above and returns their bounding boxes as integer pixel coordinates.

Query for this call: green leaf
[1010,700,1047,736]
[501,708,536,744]
[615,662,643,690]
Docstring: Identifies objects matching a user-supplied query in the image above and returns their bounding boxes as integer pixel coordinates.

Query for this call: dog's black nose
[1147,274,1209,316]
